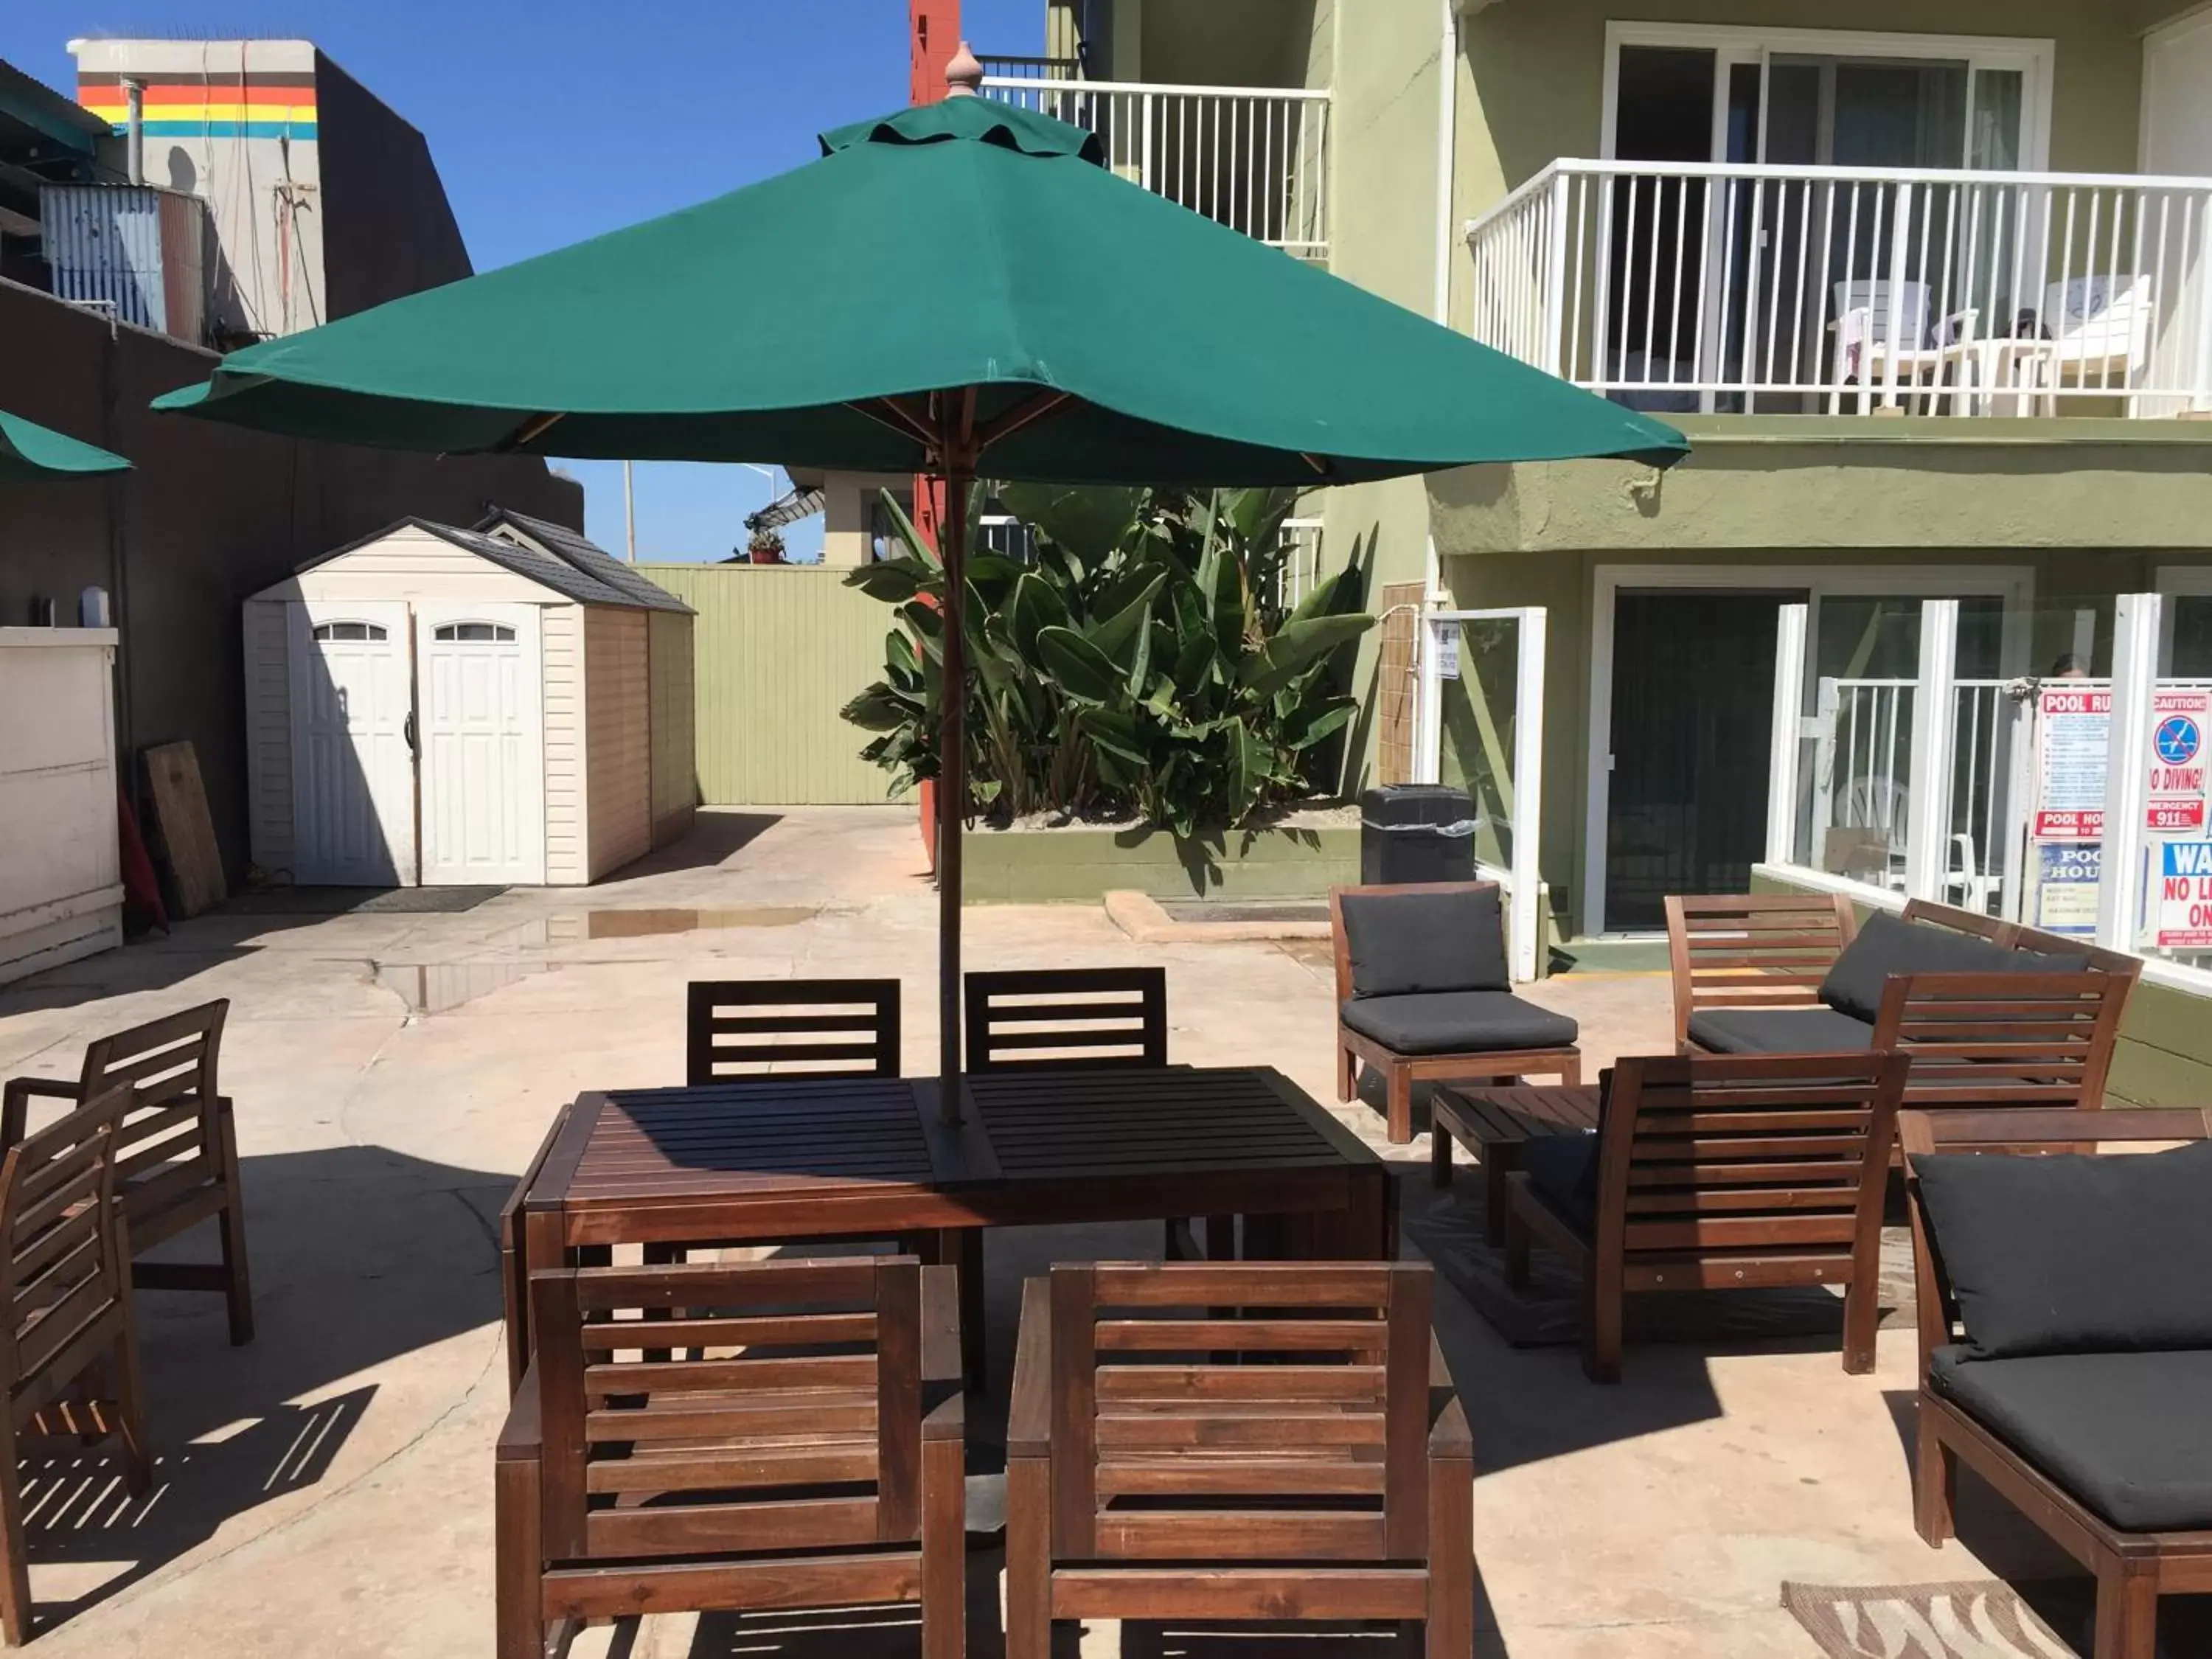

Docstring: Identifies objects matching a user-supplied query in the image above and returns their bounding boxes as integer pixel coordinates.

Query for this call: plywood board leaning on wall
[142,741,227,918]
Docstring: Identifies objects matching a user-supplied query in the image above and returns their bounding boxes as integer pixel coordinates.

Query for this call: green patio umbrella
[0,410,130,484]
[154,61,1688,1111]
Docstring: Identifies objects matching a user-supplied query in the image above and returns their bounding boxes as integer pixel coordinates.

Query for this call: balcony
[1466,159,2212,420]
[980,74,1329,260]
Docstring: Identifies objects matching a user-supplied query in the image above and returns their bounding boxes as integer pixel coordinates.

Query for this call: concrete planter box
[962,824,1358,904]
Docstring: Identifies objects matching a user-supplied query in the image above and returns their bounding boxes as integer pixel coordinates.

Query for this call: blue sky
[2,1,1040,560]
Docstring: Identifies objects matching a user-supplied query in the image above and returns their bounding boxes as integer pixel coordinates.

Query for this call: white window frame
[1415,607,1548,982]
[1601,21,2056,173]
[2154,563,2212,672]
[1584,562,2035,937]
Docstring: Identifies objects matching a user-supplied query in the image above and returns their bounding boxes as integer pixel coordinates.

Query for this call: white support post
[1903,598,1960,902]
[1541,172,1572,378]
[1509,608,1547,983]
[1766,603,1809,866]
[2097,592,2161,951]
[1415,613,1444,786]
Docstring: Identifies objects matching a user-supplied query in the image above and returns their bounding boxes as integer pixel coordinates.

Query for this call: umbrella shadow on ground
[16,1143,513,1637]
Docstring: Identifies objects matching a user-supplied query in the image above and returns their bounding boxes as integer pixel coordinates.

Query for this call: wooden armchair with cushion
[1332,881,1579,1144]
[1902,1107,2212,1659]
[497,1254,964,1659]
[1672,900,2140,1119]
[1005,1260,1472,1658]
[1,1001,251,1345]
[1504,1051,1908,1382]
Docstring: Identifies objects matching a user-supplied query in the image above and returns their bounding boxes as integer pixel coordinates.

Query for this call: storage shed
[243,509,694,888]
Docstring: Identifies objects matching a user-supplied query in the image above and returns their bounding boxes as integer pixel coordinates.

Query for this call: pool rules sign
[2149,687,2212,947]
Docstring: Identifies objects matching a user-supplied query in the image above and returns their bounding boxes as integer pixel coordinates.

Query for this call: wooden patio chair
[1331,881,1579,1145]
[1504,1051,1908,1382]
[1005,1261,1472,1658]
[1871,968,2131,1116]
[963,967,1209,1262]
[1902,1107,2212,1659]
[1,1001,251,1345]
[964,967,1167,1071]
[0,1083,152,1646]
[497,1255,964,1659]
[685,978,902,1082]
[1664,893,1860,1048]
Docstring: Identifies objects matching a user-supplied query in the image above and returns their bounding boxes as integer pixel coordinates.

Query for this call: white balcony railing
[981,75,1329,258]
[1467,159,2212,418]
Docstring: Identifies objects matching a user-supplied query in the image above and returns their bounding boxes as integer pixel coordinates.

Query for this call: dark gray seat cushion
[1819,911,2090,1023]
[1687,1006,1875,1055]
[1930,1346,2212,1531]
[1339,991,1578,1056]
[1520,1129,1599,1233]
[1339,886,1509,998]
[1915,1140,2212,1357]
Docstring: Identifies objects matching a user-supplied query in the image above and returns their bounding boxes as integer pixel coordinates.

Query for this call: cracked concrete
[0,807,2076,1655]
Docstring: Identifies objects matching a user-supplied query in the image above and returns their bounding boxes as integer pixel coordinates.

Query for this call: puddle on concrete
[371,961,552,1016]
[580,906,815,938]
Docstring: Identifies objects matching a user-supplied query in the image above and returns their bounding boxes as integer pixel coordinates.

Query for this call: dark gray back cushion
[1340,886,1509,998]
[1915,1141,2212,1358]
[1819,912,2089,1023]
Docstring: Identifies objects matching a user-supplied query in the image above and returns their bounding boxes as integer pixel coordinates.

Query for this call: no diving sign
[2146,689,2212,835]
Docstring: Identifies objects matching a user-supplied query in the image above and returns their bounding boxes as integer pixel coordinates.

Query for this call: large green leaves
[841,479,1368,826]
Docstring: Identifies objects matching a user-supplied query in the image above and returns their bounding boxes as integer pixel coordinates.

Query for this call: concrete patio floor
[0,807,2083,1657]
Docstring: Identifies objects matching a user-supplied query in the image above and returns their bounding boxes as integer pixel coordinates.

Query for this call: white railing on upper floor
[981,74,1330,258]
[1467,159,2212,417]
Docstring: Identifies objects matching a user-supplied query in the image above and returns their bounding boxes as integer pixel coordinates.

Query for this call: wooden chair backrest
[1663,894,1857,1042]
[1899,1106,2212,1376]
[529,1255,928,1563]
[1329,880,1503,1006]
[1897,898,2013,945]
[1597,1052,1909,1270]
[684,979,900,1083]
[964,968,1166,1073]
[75,1001,226,1197]
[0,1084,131,1418]
[1046,1261,1435,1564]
[1872,970,2126,1108]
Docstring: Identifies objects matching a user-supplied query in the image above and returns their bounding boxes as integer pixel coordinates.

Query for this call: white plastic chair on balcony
[1829,281,1991,414]
[2045,274,2156,392]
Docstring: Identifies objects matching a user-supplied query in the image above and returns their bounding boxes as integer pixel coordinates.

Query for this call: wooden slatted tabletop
[507,1066,1394,1385]
[518,1067,1388,1261]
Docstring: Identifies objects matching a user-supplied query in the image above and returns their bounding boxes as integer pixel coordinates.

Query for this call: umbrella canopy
[153,78,1688,1111]
[0,410,131,484]
[153,97,1686,479]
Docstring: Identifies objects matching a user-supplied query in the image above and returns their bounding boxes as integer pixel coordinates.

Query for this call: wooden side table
[1431,1083,1602,1245]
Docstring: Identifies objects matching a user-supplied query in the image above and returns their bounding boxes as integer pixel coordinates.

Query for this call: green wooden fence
[639,564,911,806]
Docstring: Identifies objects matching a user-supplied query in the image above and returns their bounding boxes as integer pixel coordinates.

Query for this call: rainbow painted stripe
[77,75,317,142]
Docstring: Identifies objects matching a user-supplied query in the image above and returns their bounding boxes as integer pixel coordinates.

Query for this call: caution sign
[2146,689,2212,835]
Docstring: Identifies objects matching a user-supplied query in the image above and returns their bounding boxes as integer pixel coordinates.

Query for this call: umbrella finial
[945,39,984,97]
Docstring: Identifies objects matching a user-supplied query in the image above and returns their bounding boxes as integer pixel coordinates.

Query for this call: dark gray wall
[0,277,582,883]
[314,51,475,319]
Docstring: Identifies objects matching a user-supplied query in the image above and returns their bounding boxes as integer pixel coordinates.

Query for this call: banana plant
[839,479,1372,832]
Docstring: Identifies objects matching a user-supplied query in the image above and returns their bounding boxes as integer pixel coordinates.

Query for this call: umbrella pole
[937,398,978,1124]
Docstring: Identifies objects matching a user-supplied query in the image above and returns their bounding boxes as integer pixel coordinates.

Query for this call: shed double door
[288,601,546,886]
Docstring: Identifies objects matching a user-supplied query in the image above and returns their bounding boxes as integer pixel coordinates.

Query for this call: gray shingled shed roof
[290,512,692,614]
[480,507,693,614]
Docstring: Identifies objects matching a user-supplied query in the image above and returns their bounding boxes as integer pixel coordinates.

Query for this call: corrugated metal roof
[480,507,693,614]
[283,515,677,612]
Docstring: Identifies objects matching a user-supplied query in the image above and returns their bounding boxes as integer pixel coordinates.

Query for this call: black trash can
[1359,785,1477,885]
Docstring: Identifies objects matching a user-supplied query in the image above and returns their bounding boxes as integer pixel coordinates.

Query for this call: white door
[414,603,545,886]
[288,602,417,886]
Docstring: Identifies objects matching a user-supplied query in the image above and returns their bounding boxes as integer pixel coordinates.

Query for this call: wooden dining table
[500,1065,1395,1391]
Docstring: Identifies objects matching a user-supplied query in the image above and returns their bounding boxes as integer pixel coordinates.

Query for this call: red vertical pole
[910,0,961,873]
[910,0,961,105]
